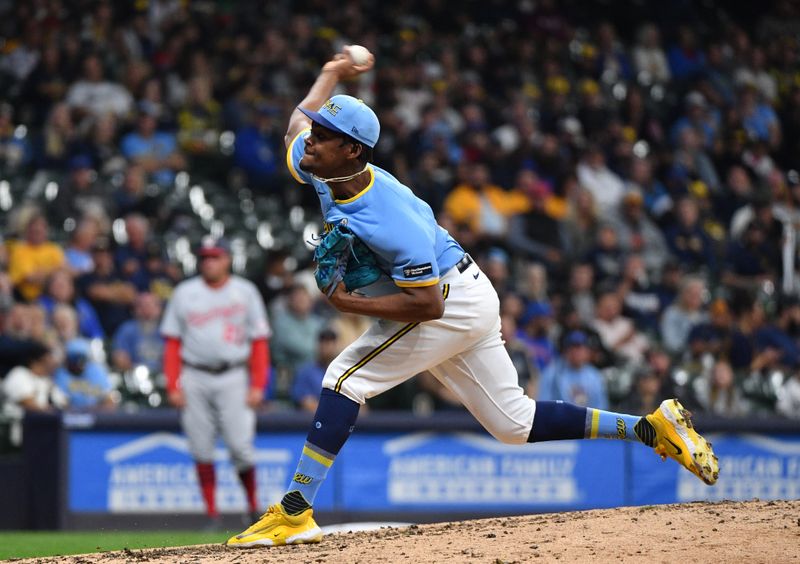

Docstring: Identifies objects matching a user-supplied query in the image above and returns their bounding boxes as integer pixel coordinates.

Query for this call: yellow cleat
[646,399,719,485]
[225,503,323,548]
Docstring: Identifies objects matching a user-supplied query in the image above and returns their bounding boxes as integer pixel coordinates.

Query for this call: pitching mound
[20,500,800,563]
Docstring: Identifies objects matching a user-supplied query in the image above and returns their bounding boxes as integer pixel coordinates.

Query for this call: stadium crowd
[2,0,800,448]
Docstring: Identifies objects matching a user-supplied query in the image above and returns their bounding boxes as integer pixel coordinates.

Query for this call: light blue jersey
[287,128,464,289]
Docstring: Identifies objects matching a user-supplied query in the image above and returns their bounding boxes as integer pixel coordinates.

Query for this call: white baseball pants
[322,260,537,444]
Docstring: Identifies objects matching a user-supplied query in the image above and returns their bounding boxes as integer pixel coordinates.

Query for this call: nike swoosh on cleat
[665,437,683,455]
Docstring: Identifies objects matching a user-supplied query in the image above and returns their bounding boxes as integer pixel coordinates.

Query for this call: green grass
[0,531,231,560]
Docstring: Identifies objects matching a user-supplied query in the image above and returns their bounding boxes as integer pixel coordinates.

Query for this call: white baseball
[347,45,371,66]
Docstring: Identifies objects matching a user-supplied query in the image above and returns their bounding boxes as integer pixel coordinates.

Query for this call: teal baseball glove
[313,222,382,296]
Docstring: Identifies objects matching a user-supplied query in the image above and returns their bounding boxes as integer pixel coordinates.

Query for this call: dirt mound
[19,500,800,563]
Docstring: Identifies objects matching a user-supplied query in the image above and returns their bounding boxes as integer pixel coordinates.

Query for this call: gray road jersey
[160,275,270,366]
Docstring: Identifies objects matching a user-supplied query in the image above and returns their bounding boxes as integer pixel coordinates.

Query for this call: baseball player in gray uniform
[161,236,270,526]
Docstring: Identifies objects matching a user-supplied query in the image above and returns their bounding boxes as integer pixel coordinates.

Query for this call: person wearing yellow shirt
[8,213,65,302]
[443,163,531,241]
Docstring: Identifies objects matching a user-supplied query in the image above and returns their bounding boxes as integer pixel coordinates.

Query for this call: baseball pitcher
[161,236,270,526]
[227,47,718,548]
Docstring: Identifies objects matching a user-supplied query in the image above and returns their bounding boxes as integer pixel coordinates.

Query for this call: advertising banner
[68,430,800,514]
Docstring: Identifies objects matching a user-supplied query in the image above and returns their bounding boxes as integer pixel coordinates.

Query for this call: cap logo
[323,100,342,116]
[351,126,360,135]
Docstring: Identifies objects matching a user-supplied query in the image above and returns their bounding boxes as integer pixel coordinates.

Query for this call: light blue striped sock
[281,442,335,514]
[585,408,644,443]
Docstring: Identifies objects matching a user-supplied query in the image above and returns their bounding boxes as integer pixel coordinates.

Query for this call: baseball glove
[313,221,381,296]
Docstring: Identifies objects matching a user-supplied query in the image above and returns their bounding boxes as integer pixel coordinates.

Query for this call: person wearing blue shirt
[120,105,187,186]
[53,339,114,410]
[537,330,609,410]
[291,328,339,413]
[233,104,283,189]
[111,292,164,375]
[228,47,718,549]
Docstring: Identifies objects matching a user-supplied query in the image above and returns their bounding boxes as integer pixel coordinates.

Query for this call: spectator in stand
[594,22,632,82]
[0,103,31,173]
[65,53,133,122]
[584,223,624,288]
[722,219,782,292]
[566,262,596,325]
[593,289,649,364]
[617,365,664,415]
[715,165,756,228]
[7,212,65,302]
[269,284,325,381]
[609,189,669,276]
[733,46,778,104]
[38,269,104,340]
[664,197,715,273]
[36,102,78,170]
[83,113,127,175]
[632,23,671,84]
[22,43,69,126]
[51,303,80,351]
[111,292,164,375]
[443,162,530,247]
[562,185,601,261]
[507,171,565,269]
[76,237,137,336]
[660,276,709,355]
[113,163,160,219]
[64,219,99,276]
[121,103,186,186]
[516,300,557,373]
[671,127,721,195]
[730,190,785,245]
[618,254,663,335]
[51,154,109,227]
[291,328,339,413]
[114,214,152,288]
[575,145,625,214]
[177,75,221,156]
[624,157,672,227]
[233,103,283,191]
[1,342,66,447]
[695,359,748,417]
[668,26,706,81]
[738,83,781,149]
[53,338,115,410]
[538,330,609,409]
[741,343,785,415]
[671,91,720,150]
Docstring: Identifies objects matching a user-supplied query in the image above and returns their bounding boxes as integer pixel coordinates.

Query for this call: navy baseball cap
[564,330,590,348]
[520,301,553,325]
[299,94,380,148]
[198,235,231,257]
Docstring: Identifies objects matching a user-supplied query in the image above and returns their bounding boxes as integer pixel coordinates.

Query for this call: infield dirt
[14,500,800,563]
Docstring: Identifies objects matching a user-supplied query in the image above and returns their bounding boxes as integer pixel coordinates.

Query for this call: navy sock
[528,400,650,444]
[528,400,587,442]
[282,388,360,513]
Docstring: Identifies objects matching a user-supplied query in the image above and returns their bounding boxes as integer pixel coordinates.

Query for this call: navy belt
[456,253,474,273]
[184,360,246,374]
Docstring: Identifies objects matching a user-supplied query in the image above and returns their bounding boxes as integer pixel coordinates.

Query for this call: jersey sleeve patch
[403,263,433,278]
[286,128,312,185]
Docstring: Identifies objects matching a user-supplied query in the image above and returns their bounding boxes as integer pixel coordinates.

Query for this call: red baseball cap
[197,236,231,257]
